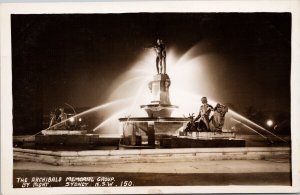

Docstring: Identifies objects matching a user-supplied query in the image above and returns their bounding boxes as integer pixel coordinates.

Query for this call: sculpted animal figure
[183,113,198,133]
[209,103,228,132]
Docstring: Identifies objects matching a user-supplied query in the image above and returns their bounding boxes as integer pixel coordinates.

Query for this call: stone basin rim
[118,117,189,122]
[140,104,179,108]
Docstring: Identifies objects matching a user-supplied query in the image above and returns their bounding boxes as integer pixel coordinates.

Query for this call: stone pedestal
[147,122,155,146]
[141,74,178,117]
[149,74,171,104]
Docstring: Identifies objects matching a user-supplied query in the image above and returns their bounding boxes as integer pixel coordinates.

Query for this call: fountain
[118,40,245,149]
[35,113,100,147]
[13,40,291,167]
[119,73,190,148]
[13,40,289,150]
[31,101,130,148]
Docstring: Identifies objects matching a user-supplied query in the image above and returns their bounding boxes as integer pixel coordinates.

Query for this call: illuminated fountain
[12,37,291,170]
[117,41,245,149]
[17,41,288,149]
[118,73,190,148]
[118,44,190,148]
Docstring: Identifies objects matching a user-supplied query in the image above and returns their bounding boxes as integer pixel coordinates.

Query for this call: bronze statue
[183,113,197,134]
[209,103,228,132]
[194,97,214,131]
[153,39,166,74]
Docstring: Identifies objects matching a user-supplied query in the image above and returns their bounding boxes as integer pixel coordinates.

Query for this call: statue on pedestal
[140,39,178,117]
[153,39,166,74]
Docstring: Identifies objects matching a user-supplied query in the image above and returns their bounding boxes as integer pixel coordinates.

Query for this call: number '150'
[120,181,133,186]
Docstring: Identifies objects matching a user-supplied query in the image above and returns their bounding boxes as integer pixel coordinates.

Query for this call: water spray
[22,98,134,140]
[230,111,287,143]
[93,109,129,131]
[231,118,269,140]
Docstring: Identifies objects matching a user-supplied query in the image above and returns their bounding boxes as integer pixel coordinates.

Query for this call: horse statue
[209,103,228,132]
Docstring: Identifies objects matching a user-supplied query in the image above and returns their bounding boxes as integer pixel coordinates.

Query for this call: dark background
[11,13,291,135]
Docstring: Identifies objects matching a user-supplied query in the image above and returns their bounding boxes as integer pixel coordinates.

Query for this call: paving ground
[13,157,291,187]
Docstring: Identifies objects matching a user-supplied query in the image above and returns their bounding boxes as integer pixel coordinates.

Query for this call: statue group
[184,97,229,133]
[48,108,68,130]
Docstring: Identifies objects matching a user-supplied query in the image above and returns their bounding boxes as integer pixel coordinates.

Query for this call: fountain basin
[41,130,87,135]
[119,117,188,122]
[119,117,189,148]
[118,117,244,149]
[35,133,100,146]
[140,104,179,117]
[160,137,245,148]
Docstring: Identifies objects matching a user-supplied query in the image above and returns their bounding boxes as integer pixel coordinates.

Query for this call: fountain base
[41,130,87,135]
[119,117,189,148]
[35,133,100,146]
[118,117,245,149]
[160,136,246,148]
[34,130,99,146]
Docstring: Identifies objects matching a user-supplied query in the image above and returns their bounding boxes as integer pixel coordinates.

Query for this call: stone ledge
[13,147,290,156]
[14,147,290,166]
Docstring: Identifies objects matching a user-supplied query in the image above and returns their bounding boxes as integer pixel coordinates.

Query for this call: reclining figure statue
[209,103,228,132]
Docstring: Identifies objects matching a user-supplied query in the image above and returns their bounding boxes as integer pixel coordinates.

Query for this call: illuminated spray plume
[230,118,268,140]
[92,79,150,131]
[23,97,134,140]
[44,97,133,131]
[38,42,286,143]
[93,109,129,131]
[90,43,287,143]
[229,111,287,143]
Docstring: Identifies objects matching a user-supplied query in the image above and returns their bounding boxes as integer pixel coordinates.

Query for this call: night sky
[11,13,291,133]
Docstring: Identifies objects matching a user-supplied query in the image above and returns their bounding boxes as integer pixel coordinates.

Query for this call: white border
[1,1,300,194]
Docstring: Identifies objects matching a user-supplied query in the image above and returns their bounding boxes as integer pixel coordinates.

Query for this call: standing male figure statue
[153,39,166,74]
